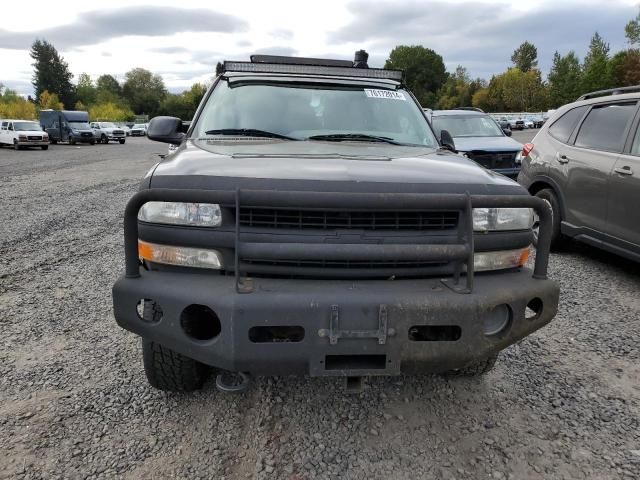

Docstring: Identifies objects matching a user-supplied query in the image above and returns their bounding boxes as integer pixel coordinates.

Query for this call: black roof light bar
[223,50,403,81]
[577,85,640,101]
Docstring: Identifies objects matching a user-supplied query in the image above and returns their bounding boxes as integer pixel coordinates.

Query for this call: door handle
[614,166,634,176]
[557,153,569,164]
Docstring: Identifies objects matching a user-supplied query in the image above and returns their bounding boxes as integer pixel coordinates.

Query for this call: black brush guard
[123,189,552,292]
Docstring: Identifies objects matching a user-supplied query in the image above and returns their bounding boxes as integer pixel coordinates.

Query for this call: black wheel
[13,141,20,150]
[69,138,76,145]
[51,139,57,144]
[443,354,498,377]
[90,140,95,145]
[101,134,108,144]
[119,139,125,144]
[141,302,209,391]
[41,145,48,150]
[533,188,567,250]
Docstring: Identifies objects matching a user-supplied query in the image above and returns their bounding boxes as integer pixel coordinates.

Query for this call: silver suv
[518,86,640,261]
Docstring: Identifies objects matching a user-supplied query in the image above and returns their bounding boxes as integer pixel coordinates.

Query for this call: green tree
[75,73,96,106]
[122,68,167,115]
[95,74,123,104]
[30,39,75,108]
[436,66,484,109]
[158,83,207,119]
[511,41,538,72]
[384,45,447,107]
[501,68,546,111]
[581,32,611,93]
[625,9,640,46]
[548,51,583,107]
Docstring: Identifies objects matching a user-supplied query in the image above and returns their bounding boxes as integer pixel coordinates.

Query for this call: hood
[17,130,47,135]
[453,136,522,153]
[149,138,525,195]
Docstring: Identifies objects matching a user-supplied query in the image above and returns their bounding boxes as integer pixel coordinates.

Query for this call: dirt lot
[1,138,638,480]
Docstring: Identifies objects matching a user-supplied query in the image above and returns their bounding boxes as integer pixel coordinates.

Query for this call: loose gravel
[0,138,638,480]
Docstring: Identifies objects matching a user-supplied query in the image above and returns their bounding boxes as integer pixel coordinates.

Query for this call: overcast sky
[1,0,637,96]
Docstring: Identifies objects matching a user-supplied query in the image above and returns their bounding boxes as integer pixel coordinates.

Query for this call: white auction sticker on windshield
[364,89,406,100]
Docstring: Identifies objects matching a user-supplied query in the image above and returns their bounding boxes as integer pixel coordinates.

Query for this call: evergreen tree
[511,41,538,72]
[548,51,583,107]
[581,32,611,93]
[30,39,75,108]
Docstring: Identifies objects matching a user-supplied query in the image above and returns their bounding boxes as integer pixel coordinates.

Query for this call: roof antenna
[353,50,369,68]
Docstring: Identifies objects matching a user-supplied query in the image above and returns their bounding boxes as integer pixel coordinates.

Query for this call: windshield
[133,124,145,128]
[100,122,116,128]
[14,121,42,131]
[193,81,437,147]
[431,115,503,138]
[69,122,90,129]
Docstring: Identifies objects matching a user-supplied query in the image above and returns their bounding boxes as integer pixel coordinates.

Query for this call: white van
[0,119,49,150]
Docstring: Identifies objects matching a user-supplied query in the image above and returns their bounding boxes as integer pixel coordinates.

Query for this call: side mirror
[503,128,512,137]
[440,129,456,152]
[147,116,185,145]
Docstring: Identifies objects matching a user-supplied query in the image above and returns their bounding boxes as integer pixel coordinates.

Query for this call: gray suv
[518,86,640,261]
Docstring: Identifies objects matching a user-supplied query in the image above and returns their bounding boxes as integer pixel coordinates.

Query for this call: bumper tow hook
[215,371,252,393]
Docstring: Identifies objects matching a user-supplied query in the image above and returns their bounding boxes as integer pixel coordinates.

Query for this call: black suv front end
[112,55,559,390]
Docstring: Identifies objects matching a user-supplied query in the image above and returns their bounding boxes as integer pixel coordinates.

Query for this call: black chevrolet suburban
[112,53,559,393]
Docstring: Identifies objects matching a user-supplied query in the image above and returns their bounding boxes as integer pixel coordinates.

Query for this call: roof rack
[223,51,403,82]
[577,85,640,101]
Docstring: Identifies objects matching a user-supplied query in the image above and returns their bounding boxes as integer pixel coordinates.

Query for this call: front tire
[140,302,209,391]
[443,354,498,377]
[119,139,125,144]
[13,141,20,150]
[41,145,48,150]
[533,188,567,250]
[101,134,108,144]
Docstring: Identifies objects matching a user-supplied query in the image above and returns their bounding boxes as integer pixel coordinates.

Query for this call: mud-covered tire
[142,339,209,392]
[533,188,567,250]
[443,354,498,377]
[140,302,209,391]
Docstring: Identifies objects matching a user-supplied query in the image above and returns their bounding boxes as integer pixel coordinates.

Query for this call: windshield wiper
[203,128,297,140]
[307,133,401,145]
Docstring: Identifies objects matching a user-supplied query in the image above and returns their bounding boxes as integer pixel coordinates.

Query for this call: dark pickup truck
[112,53,559,393]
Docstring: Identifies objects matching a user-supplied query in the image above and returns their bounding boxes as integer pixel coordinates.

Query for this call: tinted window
[548,106,588,143]
[574,103,636,152]
[432,115,503,138]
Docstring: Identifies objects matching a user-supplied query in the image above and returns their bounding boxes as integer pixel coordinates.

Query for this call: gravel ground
[0,138,638,480]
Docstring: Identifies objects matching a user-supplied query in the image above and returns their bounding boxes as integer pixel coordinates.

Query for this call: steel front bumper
[112,269,559,376]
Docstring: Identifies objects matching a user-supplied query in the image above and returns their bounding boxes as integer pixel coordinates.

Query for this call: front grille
[81,132,93,138]
[27,135,42,141]
[467,152,517,170]
[113,130,124,135]
[239,208,459,231]
[244,259,448,269]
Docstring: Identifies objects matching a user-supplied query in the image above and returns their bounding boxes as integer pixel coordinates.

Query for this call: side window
[8,123,13,131]
[574,103,637,152]
[1,121,7,130]
[631,123,640,156]
[548,106,588,143]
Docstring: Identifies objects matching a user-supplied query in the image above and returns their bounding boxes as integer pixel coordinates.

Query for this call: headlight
[474,247,530,272]
[473,208,533,232]
[138,202,222,227]
[138,240,223,269]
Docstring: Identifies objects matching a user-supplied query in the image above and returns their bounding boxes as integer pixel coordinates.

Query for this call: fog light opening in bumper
[136,299,162,323]
[180,304,221,341]
[525,298,543,320]
[483,304,512,337]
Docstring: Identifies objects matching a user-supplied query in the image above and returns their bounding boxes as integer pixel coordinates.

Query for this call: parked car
[0,119,49,150]
[427,109,523,178]
[526,116,544,128]
[119,125,132,136]
[509,118,525,130]
[40,110,95,145]
[90,122,126,144]
[518,86,640,261]
[130,123,147,136]
[112,53,559,393]
[524,118,535,129]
